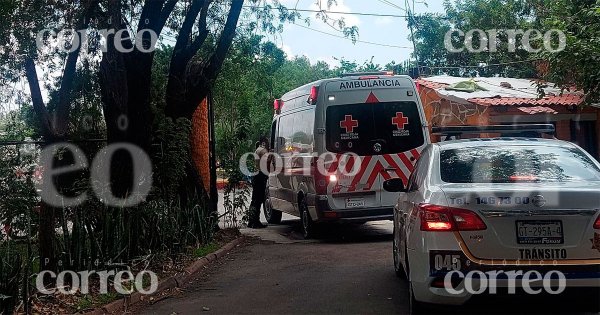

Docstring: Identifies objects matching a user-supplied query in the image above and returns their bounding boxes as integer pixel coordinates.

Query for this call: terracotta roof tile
[467,95,582,107]
[416,79,448,90]
[517,106,559,115]
[417,77,583,107]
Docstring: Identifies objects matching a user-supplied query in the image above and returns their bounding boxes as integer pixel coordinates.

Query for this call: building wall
[419,86,489,142]
[555,120,571,141]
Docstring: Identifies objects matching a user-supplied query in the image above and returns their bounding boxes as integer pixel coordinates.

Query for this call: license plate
[516,220,563,244]
[345,197,365,208]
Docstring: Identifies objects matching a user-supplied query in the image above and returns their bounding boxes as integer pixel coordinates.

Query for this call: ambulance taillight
[308,86,319,105]
[312,157,336,195]
[273,99,283,114]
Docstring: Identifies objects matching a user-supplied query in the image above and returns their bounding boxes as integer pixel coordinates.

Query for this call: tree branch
[138,0,165,33]
[182,0,243,117]
[24,58,53,139]
[156,0,179,34]
[24,0,98,139]
[198,0,243,84]
[175,0,206,52]
[188,0,212,53]
[54,0,98,136]
[197,0,212,33]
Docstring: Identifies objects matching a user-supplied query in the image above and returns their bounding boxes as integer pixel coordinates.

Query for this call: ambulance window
[278,114,294,154]
[292,109,315,153]
[326,101,424,155]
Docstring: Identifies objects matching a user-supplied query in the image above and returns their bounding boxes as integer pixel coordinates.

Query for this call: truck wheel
[263,187,282,224]
[299,198,314,239]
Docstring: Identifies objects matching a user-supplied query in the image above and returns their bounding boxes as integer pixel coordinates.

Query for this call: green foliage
[152,116,192,200]
[142,195,215,254]
[0,245,22,314]
[96,292,118,305]
[411,0,539,77]
[75,295,93,311]
[50,62,105,140]
[193,242,220,258]
[536,0,600,103]
[272,56,333,94]
[0,145,38,242]
[150,45,174,112]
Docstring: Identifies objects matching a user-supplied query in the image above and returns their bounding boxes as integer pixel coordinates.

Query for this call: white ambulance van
[264,72,430,238]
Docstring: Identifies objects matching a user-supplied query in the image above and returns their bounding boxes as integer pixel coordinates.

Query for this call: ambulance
[264,72,430,238]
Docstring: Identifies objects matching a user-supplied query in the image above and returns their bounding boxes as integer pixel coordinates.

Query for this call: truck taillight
[419,204,487,231]
[594,215,600,229]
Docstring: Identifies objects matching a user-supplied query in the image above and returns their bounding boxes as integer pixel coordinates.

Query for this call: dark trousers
[249,172,268,223]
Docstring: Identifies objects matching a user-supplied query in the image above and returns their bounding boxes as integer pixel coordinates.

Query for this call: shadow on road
[271,219,394,244]
[458,288,600,314]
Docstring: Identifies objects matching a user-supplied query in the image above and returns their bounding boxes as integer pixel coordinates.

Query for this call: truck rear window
[326,101,424,155]
[440,146,600,183]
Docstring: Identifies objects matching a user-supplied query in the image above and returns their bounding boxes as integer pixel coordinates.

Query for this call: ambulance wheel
[300,199,315,239]
[263,187,282,224]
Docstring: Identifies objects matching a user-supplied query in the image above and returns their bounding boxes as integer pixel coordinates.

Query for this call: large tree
[1,0,356,272]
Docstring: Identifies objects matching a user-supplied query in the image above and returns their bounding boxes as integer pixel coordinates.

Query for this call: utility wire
[375,0,407,12]
[292,23,413,49]
[242,5,447,19]
[421,59,542,69]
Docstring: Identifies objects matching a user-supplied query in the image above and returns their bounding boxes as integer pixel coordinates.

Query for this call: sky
[269,0,446,67]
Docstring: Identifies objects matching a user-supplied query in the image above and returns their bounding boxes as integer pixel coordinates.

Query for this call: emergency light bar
[341,71,394,77]
[432,124,555,139]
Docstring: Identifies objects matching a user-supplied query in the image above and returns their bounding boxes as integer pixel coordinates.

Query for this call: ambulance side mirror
[383,178,407,193]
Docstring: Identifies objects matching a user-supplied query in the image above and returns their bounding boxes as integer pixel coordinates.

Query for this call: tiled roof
[468,94,582,106]
[516,106,559,115]
[416,79,448,90]
[417,77,583,107]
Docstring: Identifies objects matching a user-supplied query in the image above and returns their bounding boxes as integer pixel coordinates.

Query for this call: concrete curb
[83,237,245,315]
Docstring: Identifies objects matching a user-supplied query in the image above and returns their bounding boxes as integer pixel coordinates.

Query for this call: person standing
[248,136,269,228]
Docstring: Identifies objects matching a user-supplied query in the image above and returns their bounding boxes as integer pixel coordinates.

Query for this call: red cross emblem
[340,115,359,133]
[392,112,409,130]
